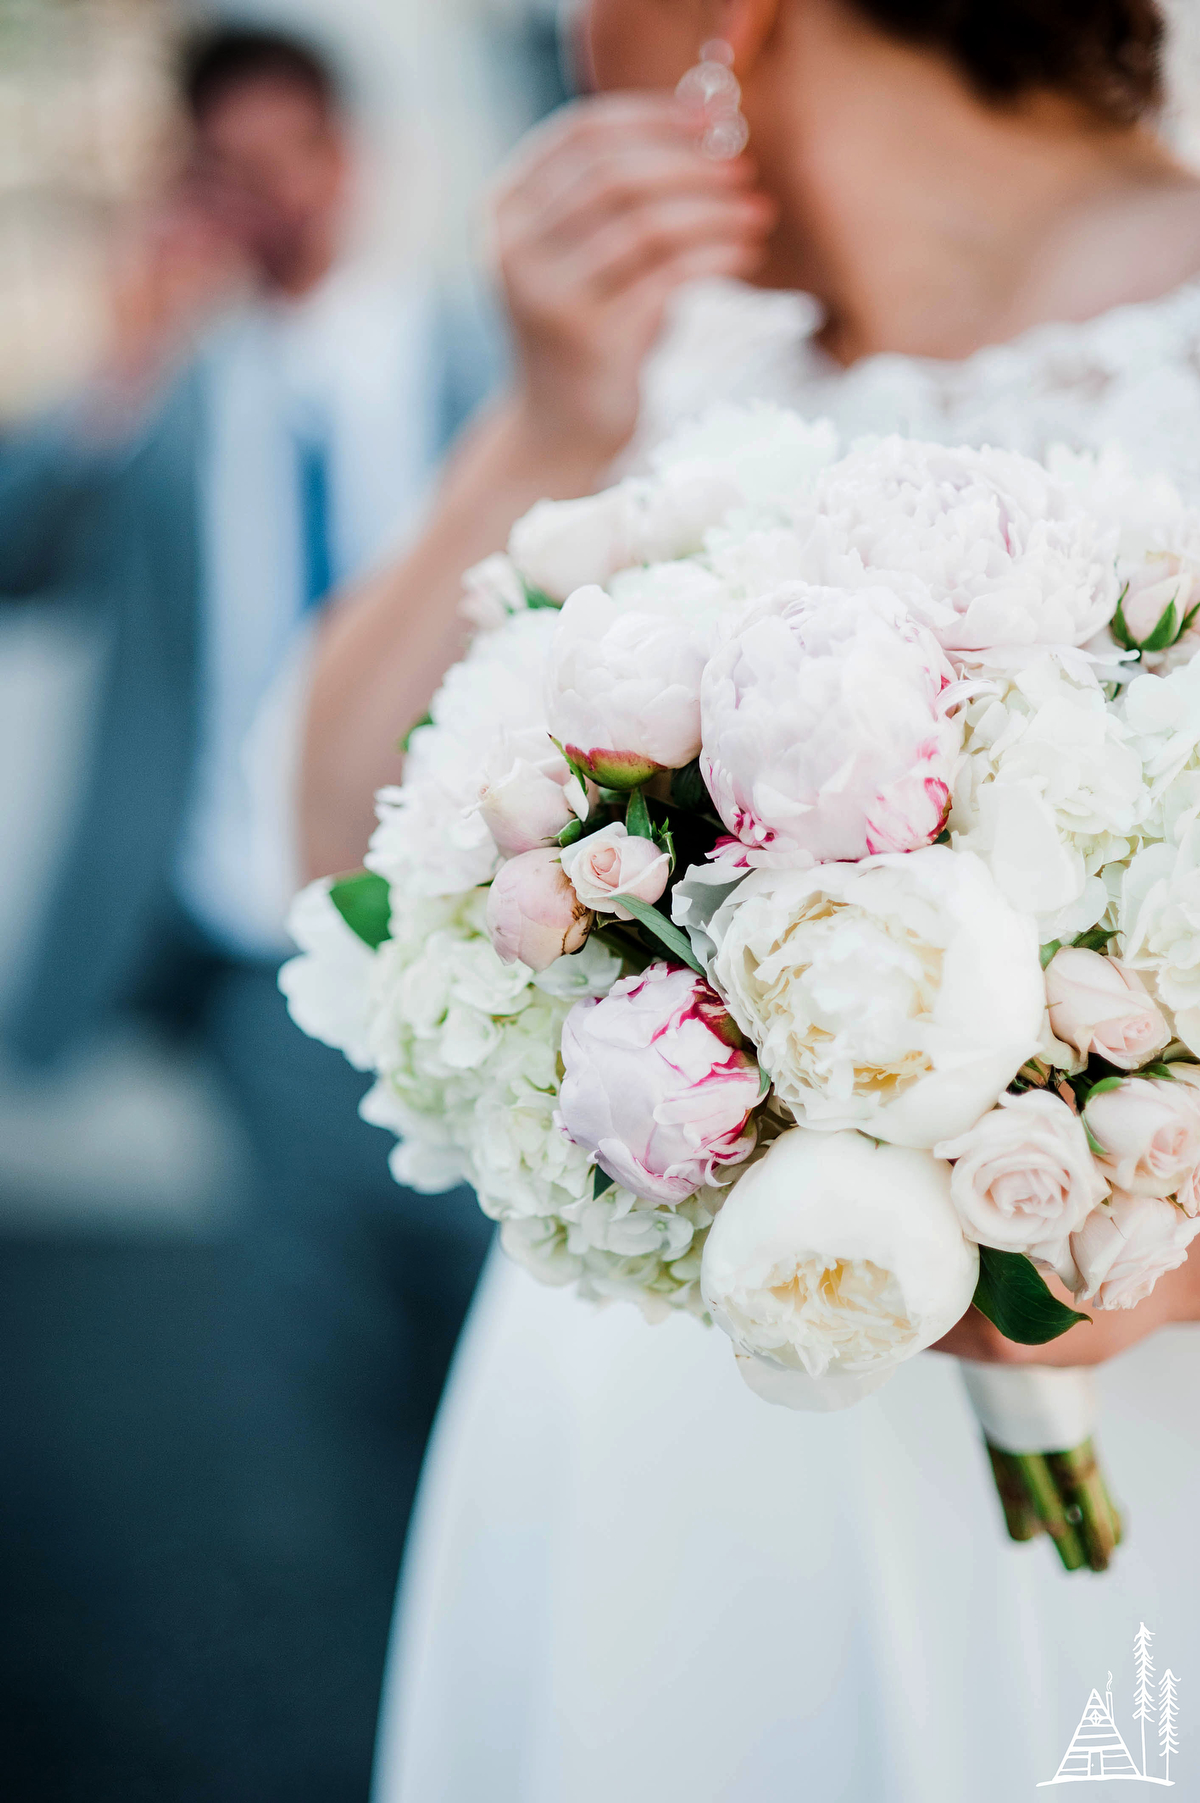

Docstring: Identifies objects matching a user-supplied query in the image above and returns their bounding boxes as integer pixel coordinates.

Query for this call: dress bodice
[636,275,1200,502]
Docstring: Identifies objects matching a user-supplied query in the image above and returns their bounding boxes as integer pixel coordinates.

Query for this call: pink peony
[557,962,766,1203]
[485,848,592,972]
[700,584,960,865]
[544,587,707,788]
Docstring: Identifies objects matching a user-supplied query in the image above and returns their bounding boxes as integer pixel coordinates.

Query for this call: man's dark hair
[853,0,1165,126]
[180,25,343,122]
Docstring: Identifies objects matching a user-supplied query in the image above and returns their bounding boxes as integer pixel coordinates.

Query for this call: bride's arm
[301,94,775,879]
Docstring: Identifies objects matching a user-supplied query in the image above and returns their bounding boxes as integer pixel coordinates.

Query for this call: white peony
[701,1128,978,1389]
[700,583,960,865]
[947,651,1146,941]
[368,609,559,898]
[278,880,378,1072]
[704,846,1044,1148]
[804,437,1118,652]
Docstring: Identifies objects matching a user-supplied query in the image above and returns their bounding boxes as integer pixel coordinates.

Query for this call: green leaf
[592,1164,616,1200]
[1039,940,1062,970]
[669,759,711,815]
[972,1247,1090,1345]
[522,580,561,611]
[625,787,653,841]
[398,710,433,754]
[558,817,584,849]
[329,870,391,950]
[619,894,704,974]
[1140,597,1180,653]
[1140,1061,1176,1081]
[934,827,952,846]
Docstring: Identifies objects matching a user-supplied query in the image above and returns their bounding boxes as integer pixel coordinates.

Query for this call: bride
[304,3,1200,1798]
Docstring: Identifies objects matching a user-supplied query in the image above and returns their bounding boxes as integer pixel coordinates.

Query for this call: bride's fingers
[521,142,757,253]
[499,92,707,196]
[554,190,775,298]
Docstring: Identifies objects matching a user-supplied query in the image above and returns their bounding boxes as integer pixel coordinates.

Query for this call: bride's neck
[746,1,1193,367]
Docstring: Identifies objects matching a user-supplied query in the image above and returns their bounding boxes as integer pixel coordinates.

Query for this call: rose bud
[1065,1191,1200,1309]
[1044,946,1171,1070]
[1083,1075,1200,1198]
[560,823,670,921]
[700,583,960,863]
[701,1128,979,1397]
[544,587,707,788]
[1120,556,1197,654]
[476,728,590,856]
[557,963,765,1204]
[934,1090,1108,1260]
[485,848,592,972]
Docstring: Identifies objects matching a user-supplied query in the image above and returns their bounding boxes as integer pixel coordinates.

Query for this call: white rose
[805,437,1117,651]
[279,880,378,1071]
[560,822,670,919]
[1044,946,1170,1070]
[1066,1192,1200,1309]
[701,1128,978,1389]
[934,1090,1107,1259]
[705,846,1044,1148]
[544,586,707,785]
[699,583,961,864]
[1083,1075,1200,1197]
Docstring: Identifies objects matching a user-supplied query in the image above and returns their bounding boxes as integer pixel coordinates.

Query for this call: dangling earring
[675,38,749,160]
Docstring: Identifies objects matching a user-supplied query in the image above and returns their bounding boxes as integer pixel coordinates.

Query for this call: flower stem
[983,1436,1123,1573]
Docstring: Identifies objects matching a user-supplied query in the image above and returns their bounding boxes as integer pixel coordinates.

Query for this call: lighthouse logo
[1040,1624,1179,1786]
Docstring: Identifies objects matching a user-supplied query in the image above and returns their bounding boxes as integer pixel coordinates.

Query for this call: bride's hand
[931,1250,1200,1367]
[491,93,776,466]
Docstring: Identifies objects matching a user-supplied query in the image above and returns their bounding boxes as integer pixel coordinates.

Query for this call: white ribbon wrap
[959,1360,1098,1453]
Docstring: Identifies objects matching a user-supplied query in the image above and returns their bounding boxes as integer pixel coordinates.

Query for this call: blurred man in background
[0,25,496,1801]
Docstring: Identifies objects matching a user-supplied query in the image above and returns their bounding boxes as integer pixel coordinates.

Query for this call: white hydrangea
[1116,824,1200,1053]
[278,880,378,1071]
[367,609,559,898]
[1119,659,1200,841]
[948,651,1147,941]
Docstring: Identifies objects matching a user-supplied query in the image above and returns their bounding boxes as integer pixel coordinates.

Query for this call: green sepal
[619,894,704,974]
[592,1164,616,1200]
[1083,1119,1108,1157]
[655,821,677,872]
[1039,940,1062,970]
[551,737,595,798]
[329,869,392,950]
[1110,590,1136,652]
[1140,1061,1176,1081]
[1140,597,1180,653]
[398,710,433,754]
[1072,926,1114,953]
[625,787,653,841]
[558,817,584,849]
[1084,1074,1123,1099]
[972,1247,1090,1345]
[522,580,560,611]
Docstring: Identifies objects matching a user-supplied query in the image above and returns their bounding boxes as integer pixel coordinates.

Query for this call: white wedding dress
[373,277,1200,1803]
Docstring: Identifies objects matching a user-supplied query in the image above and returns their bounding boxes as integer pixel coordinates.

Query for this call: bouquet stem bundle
[986,1439,1122,1571]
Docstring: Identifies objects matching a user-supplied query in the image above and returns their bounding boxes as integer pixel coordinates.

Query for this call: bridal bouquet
[283,405,1200,1574]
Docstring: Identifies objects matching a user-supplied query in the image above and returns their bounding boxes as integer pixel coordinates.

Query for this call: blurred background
[0,2,568,1798]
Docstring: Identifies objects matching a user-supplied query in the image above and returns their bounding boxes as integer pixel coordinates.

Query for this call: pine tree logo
[1039,1625,1180,1786]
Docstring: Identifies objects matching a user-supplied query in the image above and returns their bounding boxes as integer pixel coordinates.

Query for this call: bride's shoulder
[1016,173,1200,335]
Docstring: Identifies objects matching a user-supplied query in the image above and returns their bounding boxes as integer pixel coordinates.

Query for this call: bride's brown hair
[853,0,1165,124]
